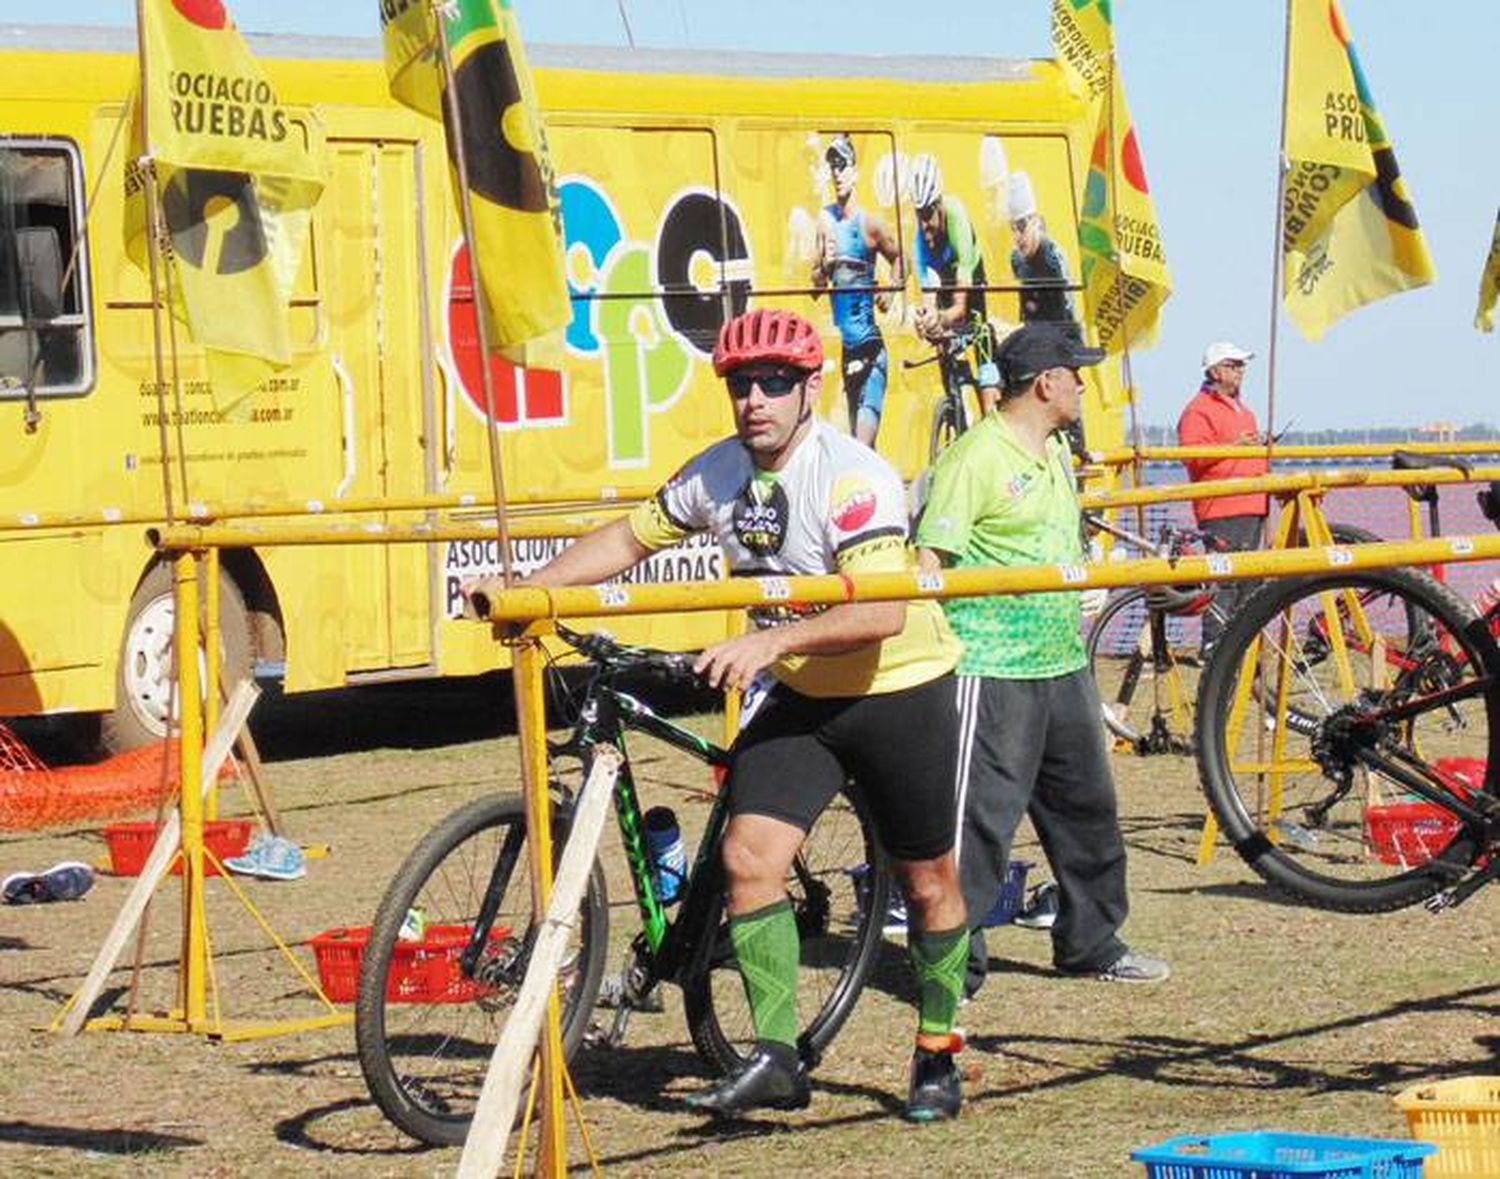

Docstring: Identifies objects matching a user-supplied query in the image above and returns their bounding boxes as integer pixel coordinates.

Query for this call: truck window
[0,140,95,398]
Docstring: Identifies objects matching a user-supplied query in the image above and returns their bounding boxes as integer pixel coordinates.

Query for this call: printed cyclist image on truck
[0,28,1110,753]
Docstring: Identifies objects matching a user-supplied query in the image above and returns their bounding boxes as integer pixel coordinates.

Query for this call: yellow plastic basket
[1394,1077,1500,1177]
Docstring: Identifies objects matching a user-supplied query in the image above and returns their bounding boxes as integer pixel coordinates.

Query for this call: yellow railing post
[173,551,208,1027]
[204,546,221,822]
[512,636,568,1175]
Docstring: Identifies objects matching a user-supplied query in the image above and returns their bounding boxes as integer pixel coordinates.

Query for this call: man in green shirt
[915,322,1169,996]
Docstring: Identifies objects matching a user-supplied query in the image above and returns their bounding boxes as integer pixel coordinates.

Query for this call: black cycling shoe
[905,1047,962,1123]
[683,1042,811,1116]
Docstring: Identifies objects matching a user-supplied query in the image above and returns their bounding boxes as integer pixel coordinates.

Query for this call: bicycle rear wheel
[681,786,890,1075]
[354,793,609,1145]
[1196,567,1499,912]
[1087,586,1201,753]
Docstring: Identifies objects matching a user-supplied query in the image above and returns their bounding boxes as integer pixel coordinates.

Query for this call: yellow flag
[380,0,570,349]
[1052,0,1172,353]
[126,0,325,403]
[1477,209,1500,333]
[1281,0,1435,340]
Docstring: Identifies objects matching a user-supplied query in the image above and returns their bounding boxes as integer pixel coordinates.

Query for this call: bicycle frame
[560,681,734,987]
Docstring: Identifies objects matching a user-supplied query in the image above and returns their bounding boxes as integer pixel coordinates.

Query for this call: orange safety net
[0,724,205,830]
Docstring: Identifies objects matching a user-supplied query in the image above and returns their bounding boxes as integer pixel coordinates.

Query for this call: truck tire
[101,561,254,754]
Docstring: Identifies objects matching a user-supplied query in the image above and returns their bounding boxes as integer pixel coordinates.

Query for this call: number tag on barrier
[597,585,630,609]
[760,577,792,601]
[1207,554,1233,577]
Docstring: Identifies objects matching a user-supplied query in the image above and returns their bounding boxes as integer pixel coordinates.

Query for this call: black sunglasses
[727,369,806,399]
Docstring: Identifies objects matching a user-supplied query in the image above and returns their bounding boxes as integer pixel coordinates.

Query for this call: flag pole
[1264,0,1295,460]
[133,0,179,526]
[432,8,568,1175]
[1103,52,1149,534]
[433,11,518,592]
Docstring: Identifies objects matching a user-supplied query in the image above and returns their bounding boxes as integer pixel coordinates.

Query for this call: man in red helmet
[503,308,971,1122]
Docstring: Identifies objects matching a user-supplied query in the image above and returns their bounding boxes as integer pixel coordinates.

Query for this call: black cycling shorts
[726,672,958,862]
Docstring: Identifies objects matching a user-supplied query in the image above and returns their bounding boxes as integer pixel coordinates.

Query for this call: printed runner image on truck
[0,27,1116,751]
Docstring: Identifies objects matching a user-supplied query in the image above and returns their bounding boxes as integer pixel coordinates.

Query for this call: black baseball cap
[997,322,1106,393]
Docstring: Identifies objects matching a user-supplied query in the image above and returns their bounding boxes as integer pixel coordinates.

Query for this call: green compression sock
[910,924,969,1036]
[728,898,799,1048]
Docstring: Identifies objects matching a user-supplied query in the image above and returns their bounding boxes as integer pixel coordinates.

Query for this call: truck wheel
[101,562,254,755]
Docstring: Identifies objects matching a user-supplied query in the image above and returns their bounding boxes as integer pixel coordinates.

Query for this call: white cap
[1202,341,1255,369]
[1006,171,1037,221]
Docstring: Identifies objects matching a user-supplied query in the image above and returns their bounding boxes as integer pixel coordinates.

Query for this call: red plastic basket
[309,923,514,1004]
[1365,802,1461,866]
[102,819,255,877]
[1364,757,1483,867]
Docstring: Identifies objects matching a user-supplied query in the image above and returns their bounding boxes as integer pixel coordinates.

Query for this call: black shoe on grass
[683,1041,810,1116]
[905,1047,962,1123]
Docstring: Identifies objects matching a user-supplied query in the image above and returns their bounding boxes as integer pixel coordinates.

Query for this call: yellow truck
[0,24,1127,750]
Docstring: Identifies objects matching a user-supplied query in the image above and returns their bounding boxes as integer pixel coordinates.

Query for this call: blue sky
[22,1,1500,431]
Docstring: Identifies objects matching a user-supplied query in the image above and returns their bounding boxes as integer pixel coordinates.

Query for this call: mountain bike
[1195,562,1500,914]
[354,625,890,1145]
[903,318,990,462]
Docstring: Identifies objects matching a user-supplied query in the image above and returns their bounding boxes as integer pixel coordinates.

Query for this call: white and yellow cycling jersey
[630,422,960,697]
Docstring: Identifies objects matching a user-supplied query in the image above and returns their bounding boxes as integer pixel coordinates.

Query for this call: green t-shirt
[915,415,1086,679]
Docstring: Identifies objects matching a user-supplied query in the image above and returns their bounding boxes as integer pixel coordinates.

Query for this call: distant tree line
[1133,423,1500,447]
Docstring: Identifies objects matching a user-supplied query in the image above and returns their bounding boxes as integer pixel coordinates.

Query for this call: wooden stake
[56,681,259,1037]
[456,747,620,1179]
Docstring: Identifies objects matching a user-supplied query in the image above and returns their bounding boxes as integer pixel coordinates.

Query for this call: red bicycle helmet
[712,308,824,376]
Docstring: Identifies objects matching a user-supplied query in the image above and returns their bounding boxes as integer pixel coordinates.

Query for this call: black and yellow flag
[126,0,325,402]
[1477,209,1500,333]
[382,0,569,348]
[1282,0,1435,341]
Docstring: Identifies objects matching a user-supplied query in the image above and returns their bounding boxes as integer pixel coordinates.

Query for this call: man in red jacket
[1177,341,1268,656]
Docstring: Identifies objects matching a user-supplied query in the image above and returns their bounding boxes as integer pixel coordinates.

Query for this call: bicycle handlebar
[900,328,977,370]
[554,623,704,688]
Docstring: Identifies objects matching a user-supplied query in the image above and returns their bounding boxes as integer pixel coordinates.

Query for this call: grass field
[2,675,1496,1177]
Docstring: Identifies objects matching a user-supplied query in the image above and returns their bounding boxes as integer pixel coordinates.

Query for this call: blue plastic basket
[1131,1131,1436,1179]
[980,859,1031,927]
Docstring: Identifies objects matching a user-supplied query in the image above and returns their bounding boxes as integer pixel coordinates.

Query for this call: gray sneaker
[1091,949,1170,984]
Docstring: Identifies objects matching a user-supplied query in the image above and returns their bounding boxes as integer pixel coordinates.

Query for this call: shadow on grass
[1151,879,1325,907]
[249,667,719,764]
[0,1120,201,1153]
[967,980,1500,1100]
[272,1096,433,1158]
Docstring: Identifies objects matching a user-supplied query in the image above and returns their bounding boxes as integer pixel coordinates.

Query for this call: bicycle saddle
[1391,449,1470,504]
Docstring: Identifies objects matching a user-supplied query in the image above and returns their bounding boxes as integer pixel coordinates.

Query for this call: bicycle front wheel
[1087,587,1200,753]
[681,786,890,1075]
[1196,567,1499,912]
[354,793,609,1145]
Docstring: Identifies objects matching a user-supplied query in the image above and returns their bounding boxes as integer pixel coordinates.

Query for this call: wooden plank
[56,681,260,1037]
[456,747,620,1179]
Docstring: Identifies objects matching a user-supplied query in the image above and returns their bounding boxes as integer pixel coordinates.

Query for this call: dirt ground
[3,674,1497,1177]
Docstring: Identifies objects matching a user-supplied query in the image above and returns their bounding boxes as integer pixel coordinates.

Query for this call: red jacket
[1176,385,1269,521]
